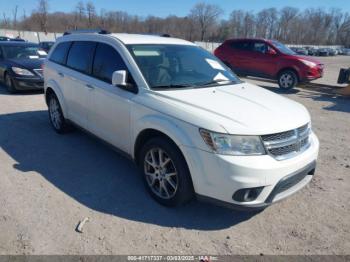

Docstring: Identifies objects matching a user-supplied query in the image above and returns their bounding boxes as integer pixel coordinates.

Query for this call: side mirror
[112,70,128,87]
[112,70,138,94]
[267,48,277,55]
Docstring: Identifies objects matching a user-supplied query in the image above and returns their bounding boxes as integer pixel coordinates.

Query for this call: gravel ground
[0,56,349,255]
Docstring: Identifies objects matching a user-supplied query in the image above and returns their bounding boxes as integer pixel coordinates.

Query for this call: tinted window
[92,43,127,83]
[230,41,252,51]
[253,42,268,53]
[67,41,96,74]
[50,42,72,65]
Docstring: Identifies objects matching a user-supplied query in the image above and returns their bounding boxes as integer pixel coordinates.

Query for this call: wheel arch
[45,80,68,118]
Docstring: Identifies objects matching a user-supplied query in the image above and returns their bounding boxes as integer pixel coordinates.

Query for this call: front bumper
[12,76,44,90]
[302,66,324,81]
[180,132,319,210]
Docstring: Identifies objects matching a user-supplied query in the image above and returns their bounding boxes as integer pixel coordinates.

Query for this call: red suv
[214,38,324,90]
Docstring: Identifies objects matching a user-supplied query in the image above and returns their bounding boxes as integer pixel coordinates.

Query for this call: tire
[5,73,17,93]
[47,93,70,134]
[139,137,194,207]
[278,70,298,90]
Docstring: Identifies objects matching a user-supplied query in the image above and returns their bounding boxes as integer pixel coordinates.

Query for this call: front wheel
[5,73,17,93]
[139,137,194,207]
[278,70,298,90]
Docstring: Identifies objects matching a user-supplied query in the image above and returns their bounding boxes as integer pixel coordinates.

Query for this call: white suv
[44,31,319,210]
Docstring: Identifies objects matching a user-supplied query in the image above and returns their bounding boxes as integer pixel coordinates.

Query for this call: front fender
[132,114,195,157]
[45,79,68,119]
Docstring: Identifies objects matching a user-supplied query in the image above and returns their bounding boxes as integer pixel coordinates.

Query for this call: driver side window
[253,42,268,54]
[92,43,130,84]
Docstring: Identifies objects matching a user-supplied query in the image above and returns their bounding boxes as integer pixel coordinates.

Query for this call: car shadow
[0,110,258,230]
[296,82,350,113]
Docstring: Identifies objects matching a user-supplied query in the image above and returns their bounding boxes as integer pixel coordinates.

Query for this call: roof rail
[63,29,111,36]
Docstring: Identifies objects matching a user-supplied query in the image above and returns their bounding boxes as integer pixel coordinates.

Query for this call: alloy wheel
[144,147,178,199]
[49,97,62,130]
[280,73,294,88]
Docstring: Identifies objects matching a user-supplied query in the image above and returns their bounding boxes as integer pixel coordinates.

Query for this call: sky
[1,0,350,19]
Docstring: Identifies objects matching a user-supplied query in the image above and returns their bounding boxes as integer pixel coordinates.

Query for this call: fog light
[232,187,264,202]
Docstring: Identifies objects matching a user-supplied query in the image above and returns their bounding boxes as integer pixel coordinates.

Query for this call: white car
[44,31,319,210]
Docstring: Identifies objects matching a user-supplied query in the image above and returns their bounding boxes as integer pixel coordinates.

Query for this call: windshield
[2,45,47,59]
[271,41,296,55]
[127,44,241,89]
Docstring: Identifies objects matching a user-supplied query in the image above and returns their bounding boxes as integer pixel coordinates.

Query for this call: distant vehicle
[0,36,12,41]
[290,47,308,56]
[317,48,329,56]
[0,36,25,42]
[39,41,55,53]
[214,38,324,90]
[342,48,350,55]
[326,48,337,56]
[0,42,47,93]
[305,47,318,56]
[11,37,25,42]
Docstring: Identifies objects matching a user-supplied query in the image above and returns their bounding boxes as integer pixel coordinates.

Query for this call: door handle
[58,72,64,77]
[86,84,95,90]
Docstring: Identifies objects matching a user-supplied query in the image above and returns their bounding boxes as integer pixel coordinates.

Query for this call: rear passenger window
[92,43,127,83]
[49,42,71,65]
[230,41,252,51]
[66,41,96,74]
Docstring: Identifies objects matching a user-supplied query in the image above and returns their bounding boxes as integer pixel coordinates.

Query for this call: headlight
[11,67,34,76]
[299,59,316,68]
[200,129,266,156]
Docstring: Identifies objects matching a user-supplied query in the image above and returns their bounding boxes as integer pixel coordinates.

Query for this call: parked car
[0,36,12,41]
[290,47,308,56]
[0,41,47,93]
[317,48,329,56]
[305,46,318,56]
[214,38,324,90]
[342,48,350,55]
[326,48,337,56]
[39,41,55,53]
[44,31,319,210]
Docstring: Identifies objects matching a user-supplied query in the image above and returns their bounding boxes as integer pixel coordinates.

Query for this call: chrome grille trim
[261,124,311,160]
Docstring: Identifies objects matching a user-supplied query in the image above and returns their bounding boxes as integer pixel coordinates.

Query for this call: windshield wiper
[194,79,237,87]
[152,84,193,89]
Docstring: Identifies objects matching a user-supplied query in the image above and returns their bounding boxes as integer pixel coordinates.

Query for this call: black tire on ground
[139,137,194,207]
[278,70,298,90]
[47,93,70,134]
[5,73,17,93]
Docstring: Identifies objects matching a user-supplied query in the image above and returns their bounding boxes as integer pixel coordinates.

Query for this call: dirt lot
[0,56,349,255]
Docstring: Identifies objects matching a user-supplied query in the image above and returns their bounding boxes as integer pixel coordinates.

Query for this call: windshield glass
[2,45,47,59]
[271,41,296,55]
[127,44,241,89]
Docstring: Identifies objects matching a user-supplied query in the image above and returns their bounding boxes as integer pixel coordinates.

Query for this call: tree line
[1,0,350,46]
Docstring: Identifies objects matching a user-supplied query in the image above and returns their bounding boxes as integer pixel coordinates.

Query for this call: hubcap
[49,98,62,130]
[280,73,294,88]
[144,148,178,199]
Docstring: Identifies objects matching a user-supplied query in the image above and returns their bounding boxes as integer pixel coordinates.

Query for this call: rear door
[64,41,96,129]
[226,40,254,75]
[88,42,135,153]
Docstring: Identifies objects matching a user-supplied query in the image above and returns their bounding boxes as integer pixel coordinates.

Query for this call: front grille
[34,69,43,78]
[261,124,310,160]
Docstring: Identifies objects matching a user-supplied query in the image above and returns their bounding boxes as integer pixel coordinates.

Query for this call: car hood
[140,82,310,135]
[7,58,44,70]
[294,55,322,64]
